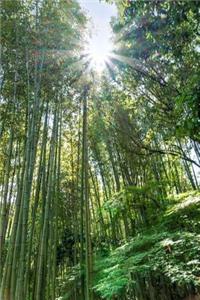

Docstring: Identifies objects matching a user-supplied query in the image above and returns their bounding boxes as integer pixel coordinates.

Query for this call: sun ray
[84,33,113,73]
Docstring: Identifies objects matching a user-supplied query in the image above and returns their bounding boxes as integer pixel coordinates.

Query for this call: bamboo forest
[0,0,200,299]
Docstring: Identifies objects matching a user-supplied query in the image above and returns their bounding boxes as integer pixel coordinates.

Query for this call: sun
[86,33,113,72]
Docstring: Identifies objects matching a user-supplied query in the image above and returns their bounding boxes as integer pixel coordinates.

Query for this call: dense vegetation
[0,1,199,300]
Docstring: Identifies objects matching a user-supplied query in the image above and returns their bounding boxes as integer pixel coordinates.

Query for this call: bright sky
[79,0,117,32]
[78,0,117,71]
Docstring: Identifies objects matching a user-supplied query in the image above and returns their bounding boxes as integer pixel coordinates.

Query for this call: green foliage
[94,263,128,299]
[111,0,200,142]
[93,192,200,299]
[1,0,199,299]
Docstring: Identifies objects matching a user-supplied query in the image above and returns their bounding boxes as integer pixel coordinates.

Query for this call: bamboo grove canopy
[0,1,200,300]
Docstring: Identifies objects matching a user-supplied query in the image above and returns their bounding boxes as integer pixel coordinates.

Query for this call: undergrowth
[93,191,200,299]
